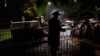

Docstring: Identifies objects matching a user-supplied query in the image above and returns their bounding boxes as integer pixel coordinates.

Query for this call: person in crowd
[94,21,100,44]
[48,11,65,56]
[80,20,96,56]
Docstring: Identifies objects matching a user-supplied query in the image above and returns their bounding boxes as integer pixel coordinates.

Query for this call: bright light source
[4,3,7,7]
[74,0,77,3]
[4,0,7,7]
[48,2,51,5]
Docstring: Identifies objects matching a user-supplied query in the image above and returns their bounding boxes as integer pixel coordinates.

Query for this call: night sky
[0,0,100,22]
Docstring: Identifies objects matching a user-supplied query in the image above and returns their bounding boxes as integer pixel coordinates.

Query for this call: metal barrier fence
[0,22,80,56]
[1,19,100,56]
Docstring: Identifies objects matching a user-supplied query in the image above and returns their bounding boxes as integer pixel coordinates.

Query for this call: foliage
[62,0,81,16]
[22,2,37,18]
[49,0,81,17]
[36,0,49,16]
[26,0,100,18]
[0,29,12,41]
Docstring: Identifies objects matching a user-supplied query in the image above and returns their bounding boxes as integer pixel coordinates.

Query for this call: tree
[21,1,38,20]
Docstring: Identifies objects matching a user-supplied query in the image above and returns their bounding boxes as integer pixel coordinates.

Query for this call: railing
[10,20,39,29]
[1,21,98,56]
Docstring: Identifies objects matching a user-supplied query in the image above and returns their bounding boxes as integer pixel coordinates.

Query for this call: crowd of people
[71,18,100,56]
[72,18,100,44]
[38,11,100,56]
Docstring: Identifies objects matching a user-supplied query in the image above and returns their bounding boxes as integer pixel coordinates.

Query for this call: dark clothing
[48,17,64,56]
[85,25,95,41]
[48,18,63,46]
[94,26,100,44]
[80,42,96,56]
[81,24,96,56]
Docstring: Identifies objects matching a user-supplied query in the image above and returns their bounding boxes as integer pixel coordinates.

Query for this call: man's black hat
[52,11,61,15]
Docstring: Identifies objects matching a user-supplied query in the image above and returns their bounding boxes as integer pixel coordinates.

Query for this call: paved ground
[0,36,80,56]
[32,36,80,56]
[1,34,100,56]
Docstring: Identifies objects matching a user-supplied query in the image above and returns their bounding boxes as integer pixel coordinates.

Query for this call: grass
[0,29,12,41]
